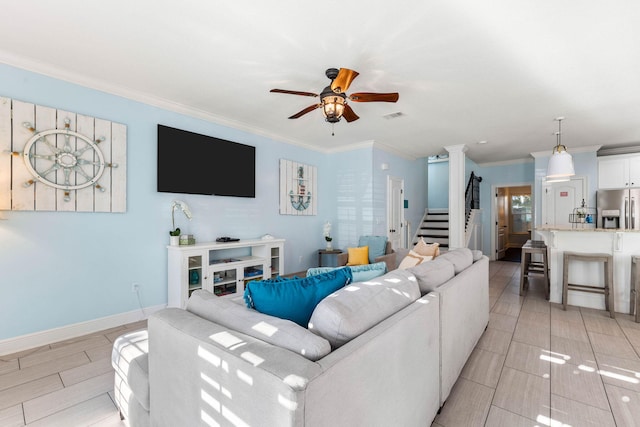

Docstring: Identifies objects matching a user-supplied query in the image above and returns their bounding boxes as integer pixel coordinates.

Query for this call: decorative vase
[326,241,333,251]
[170,235,180,246]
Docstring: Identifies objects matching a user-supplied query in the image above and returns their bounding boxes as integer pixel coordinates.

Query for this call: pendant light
[546,116,575,182]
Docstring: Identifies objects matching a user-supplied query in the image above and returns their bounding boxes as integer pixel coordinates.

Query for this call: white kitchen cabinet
[167,238,285,308]
[598,155,640,189]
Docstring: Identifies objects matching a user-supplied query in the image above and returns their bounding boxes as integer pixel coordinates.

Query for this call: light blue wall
[372,149,428,245]
[0,63,428,341]
[476,161,535,256]
[427,161,449,208]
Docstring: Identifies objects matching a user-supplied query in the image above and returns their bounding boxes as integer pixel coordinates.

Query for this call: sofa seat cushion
[407,257,456,294]
[188,290,331,361]
[358,235,388,263]
[437,248,473,274]
[244,268,352,327]
[112,330,150,411]
[306,261,387,283]
[309,269,421,349]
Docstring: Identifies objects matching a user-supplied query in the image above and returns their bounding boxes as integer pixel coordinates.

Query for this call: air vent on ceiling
[383,111,404,120]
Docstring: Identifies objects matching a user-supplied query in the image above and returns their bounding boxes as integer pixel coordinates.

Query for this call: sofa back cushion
[309,269,421,349]
[407,257,456,294]
[306,261,387,283]
[437,248,473,274]
[187,290,331,361]
[244,268,352,327]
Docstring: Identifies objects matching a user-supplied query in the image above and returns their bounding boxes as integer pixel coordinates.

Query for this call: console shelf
[167,238,285,308]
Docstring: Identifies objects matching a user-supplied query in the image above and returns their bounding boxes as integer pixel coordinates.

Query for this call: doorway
[387,176,405,249]
[493,185,532,261]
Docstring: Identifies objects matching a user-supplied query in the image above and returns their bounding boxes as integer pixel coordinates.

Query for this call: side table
[318,249,343,267]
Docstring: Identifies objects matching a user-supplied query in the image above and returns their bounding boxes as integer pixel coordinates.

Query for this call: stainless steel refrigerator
[597,189,640,230]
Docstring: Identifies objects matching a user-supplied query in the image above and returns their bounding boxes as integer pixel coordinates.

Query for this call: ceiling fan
[270,68,399,124]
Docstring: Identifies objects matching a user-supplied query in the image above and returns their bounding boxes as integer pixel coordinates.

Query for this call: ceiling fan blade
[349,92,399,103]
[331,68,359,93]
[289,104,322,119]
[342,105,359,122]
[270,89,318,97]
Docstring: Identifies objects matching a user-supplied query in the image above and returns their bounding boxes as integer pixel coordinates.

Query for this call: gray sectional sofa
[112,248,489,427]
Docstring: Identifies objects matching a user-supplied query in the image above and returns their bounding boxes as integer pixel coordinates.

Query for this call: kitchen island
[536,227,640,313]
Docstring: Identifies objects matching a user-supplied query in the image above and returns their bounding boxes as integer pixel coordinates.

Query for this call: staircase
[413,171,483,250]
[416,210,449,249]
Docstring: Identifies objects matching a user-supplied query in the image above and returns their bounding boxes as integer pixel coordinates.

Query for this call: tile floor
[1,261,639,426]
[433,261,640,427]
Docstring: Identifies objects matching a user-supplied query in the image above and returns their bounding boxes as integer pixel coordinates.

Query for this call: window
[511,194,532,234]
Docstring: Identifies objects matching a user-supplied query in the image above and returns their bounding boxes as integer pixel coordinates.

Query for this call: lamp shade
[546,145,575,182]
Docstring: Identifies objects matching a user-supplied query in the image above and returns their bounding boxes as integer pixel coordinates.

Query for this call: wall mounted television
[157,124,256,198]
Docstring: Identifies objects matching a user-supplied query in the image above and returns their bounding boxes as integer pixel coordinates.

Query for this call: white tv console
[167,238,285,308]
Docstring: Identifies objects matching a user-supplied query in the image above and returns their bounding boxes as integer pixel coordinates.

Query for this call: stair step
[416,235,449,244]
[425,216,449,221]
[419,229,449,236]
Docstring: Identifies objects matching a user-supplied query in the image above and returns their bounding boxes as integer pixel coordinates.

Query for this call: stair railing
[465,171,482,225]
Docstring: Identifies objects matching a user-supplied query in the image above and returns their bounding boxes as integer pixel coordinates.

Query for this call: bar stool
[562,252,614,318]
[631,256,640,323]
[520,240,550,300]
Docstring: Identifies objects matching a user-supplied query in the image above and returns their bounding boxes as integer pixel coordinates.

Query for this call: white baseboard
[0,304,166,357]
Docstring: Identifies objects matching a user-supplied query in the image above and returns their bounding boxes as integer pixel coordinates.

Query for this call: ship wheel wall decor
[0,96,127,212]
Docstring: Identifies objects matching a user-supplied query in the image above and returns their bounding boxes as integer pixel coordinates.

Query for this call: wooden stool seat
[631,256,640,323]
[520,240,550,300]
[562,251,614,318]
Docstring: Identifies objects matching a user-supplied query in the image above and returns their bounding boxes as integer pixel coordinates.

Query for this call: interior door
[542,177,585,227]
[387,176,405,249]
[496,188,507,259]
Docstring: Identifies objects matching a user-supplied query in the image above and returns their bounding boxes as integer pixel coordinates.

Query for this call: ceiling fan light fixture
[320,90,346,123]
[546,117,575,182]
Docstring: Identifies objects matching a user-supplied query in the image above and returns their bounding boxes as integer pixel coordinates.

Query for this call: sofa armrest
[148,308,323,427]
[374,252,397,272]
[433,256,489,405]
[336,252,348,266]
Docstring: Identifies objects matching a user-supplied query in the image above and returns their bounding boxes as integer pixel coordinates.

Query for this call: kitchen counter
[535,228,639,313]
[537,226,640,232]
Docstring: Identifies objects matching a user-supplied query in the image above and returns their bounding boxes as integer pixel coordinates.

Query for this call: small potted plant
[169,227,181,246]
[323,221,333,250]
[169,200,192,246]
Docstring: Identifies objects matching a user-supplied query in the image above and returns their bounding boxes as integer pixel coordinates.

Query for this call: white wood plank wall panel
[0,96,127,213]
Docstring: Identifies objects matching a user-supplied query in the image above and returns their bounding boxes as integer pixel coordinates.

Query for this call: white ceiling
[1,0,639,164]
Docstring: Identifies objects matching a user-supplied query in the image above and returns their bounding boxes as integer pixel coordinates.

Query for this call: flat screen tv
[157,125,255,198]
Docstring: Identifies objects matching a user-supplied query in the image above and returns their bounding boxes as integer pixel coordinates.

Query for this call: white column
[445,144,468,249]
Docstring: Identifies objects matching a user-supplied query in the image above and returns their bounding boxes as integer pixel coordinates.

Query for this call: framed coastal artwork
[279,159,317,215]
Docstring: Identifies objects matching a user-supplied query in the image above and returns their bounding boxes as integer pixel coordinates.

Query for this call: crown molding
[531,144,602,158]
[477,157,534,167]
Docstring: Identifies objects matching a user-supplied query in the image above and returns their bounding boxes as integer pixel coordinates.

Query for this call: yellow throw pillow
[414,238,440,257]
[398,250,433,269]
[347,246,369,266]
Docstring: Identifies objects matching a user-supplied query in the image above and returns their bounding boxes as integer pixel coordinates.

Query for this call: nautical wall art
[0,96,127,212]
[279,159,317,215]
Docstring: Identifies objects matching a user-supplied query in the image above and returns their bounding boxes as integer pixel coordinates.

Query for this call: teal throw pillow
[358,236,388,263]
[307,261,387,282]
[244,268,352,327]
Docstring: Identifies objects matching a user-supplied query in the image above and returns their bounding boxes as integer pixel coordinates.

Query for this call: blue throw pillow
[244,268,352,327]
[358,236,388,263]
[307,261,387,282]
